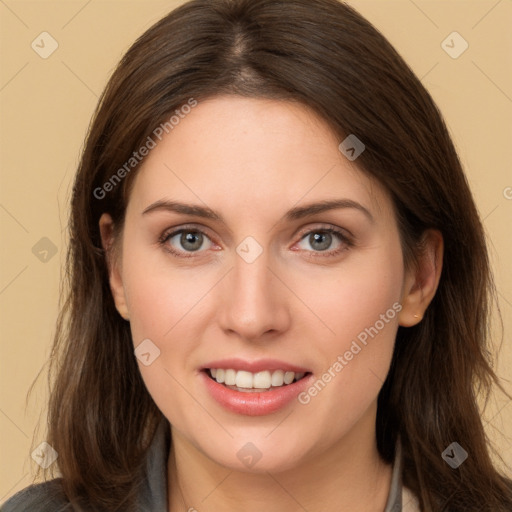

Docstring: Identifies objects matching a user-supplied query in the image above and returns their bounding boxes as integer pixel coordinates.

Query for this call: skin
[99,95,443,512]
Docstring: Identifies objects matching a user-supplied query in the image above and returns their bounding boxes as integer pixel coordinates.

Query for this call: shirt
[1,417,419,511]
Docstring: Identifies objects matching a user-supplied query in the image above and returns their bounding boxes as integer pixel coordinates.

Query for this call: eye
[158,224,353,259]
[295,227,352,256]
[159,227,213,257]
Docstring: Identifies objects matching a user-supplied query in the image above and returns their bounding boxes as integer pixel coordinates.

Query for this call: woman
[2,0,511,510]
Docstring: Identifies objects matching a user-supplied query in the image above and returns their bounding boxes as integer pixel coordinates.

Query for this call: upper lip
[201,358,310,374]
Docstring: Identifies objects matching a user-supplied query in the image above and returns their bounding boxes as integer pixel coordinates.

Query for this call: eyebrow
[141,198,374,223]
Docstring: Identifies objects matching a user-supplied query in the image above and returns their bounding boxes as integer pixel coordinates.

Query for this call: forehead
[127,95,390,221]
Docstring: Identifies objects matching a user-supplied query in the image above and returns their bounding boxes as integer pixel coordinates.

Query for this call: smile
[208,368,307,392]
[201,368,313,416]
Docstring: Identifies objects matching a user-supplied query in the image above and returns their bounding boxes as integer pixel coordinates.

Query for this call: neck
[167,411,393,512]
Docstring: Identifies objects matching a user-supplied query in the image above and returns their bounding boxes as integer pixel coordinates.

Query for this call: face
[102,95,420,473]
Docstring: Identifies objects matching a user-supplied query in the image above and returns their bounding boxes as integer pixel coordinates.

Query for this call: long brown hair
[35,0,511,510]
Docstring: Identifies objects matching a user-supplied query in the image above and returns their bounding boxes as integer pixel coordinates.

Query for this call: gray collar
[137,418,404,511]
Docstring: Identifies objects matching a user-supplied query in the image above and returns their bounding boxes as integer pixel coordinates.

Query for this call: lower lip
[201,371,313,416]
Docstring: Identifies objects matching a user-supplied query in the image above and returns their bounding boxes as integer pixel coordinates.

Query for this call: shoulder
[1,478,72,512]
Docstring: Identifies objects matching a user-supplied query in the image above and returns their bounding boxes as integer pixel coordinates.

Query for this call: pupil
[310,232,331,251]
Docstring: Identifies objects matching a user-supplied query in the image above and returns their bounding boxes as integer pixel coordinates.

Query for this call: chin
[200,437,314,474]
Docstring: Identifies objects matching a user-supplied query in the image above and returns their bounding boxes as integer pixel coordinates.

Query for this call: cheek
[292,243,403,419]
[119,245,209,425]
[291,245,404,350]
[121,237,213,344]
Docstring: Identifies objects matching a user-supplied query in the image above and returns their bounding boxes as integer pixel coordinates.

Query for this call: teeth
[224,369,236,386]
[235,370,253,388]
[209,368,306,389]
[253,371,272,389]
[283,371,295,385]
[271,370,284,386]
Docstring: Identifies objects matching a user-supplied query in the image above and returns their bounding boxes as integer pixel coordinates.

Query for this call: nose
[217,248,291,342]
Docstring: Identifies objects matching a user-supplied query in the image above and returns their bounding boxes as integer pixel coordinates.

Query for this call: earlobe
[98,213,130,321]
[398,229,443,327]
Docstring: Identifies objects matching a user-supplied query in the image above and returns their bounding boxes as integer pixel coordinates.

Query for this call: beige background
[1,0,511,503]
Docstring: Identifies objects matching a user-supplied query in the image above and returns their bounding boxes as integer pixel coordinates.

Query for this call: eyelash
[157,224,354,259]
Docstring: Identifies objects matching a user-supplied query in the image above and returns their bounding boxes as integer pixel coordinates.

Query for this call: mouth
[200,358,314,415]
[203,368,311,393]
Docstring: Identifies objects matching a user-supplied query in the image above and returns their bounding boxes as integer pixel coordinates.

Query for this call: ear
[398,229,443,327]
[99,213,130,321]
